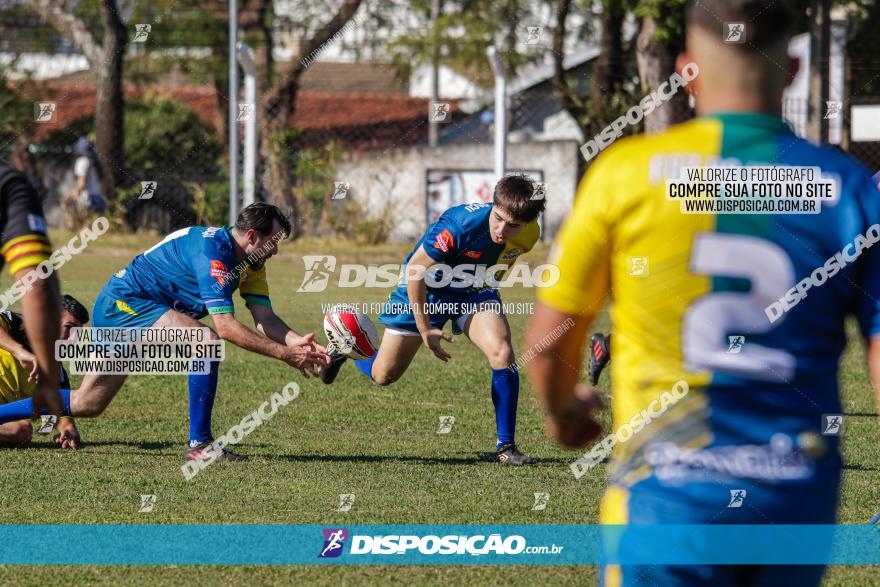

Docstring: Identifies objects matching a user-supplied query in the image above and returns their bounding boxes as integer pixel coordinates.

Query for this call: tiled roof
[14,80,450,151]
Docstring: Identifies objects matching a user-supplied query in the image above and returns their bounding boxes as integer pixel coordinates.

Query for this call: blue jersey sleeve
[420,213,461,262]
[193,239,237,315]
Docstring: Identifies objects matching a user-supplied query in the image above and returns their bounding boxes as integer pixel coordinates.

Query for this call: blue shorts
[600,470,840,587]
[378,287,502,335]
[92,281,169,329]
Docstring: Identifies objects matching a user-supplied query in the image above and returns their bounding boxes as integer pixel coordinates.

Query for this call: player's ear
[676,53,697,96]
[246,228,259,245]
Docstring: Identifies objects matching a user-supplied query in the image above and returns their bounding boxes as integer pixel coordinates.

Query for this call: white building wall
[335,140,580,243]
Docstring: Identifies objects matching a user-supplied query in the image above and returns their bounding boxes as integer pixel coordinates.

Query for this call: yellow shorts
[0,348,34,404]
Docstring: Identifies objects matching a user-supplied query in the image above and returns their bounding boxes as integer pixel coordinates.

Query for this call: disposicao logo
[319,528,348,558]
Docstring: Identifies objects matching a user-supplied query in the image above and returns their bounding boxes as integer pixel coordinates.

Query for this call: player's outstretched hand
[288,332,329,356]
[545,382,604,449]
[54,416,80,450]
[422,328,453,362]
[281,333,331,378]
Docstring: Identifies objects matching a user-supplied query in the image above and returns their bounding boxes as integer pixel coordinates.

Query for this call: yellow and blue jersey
[0,310,70,395]
[0,310,72,404]
[540,113,880,532]
[94,226,270,328]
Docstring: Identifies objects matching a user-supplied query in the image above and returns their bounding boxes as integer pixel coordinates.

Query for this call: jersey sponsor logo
[434,229,455,253]
[500,248,522,261]
[644,435,814,482]
[211,259,229,278]
[202,227,220,238]
[210,259,230,283]
[463,250,482,259]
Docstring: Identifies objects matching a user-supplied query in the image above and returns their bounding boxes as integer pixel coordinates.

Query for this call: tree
[633,0,688,133]
[128,0,231,149]
[256,0,365,238]
[553,0,636,141]
[384,0,545,88]
[0,75,36,156]
[27,0,127,200]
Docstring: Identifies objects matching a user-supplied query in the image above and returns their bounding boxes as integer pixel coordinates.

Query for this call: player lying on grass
[0,203,330,461]
[526,0,880,585]
[0,160,72,435]
[0,295,88,448]
[322,175,544,465]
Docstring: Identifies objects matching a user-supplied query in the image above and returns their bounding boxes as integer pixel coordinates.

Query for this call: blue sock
[491,367,519,449]
[188,361,219,445]
[0,388,72,423]
[354,354,377,382]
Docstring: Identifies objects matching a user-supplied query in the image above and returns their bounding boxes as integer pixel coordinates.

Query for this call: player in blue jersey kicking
[0,203,329,461]
[322,175,545,465]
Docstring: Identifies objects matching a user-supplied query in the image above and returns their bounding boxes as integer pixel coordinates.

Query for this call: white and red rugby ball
[323,304,380,360]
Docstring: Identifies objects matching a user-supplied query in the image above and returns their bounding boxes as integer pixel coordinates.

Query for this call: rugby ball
[323,304,380,360]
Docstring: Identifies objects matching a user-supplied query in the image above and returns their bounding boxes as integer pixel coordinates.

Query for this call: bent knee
[372,371,399,386]
[81,405,105,418]
[75,401,106,418]
[485,344,515,369]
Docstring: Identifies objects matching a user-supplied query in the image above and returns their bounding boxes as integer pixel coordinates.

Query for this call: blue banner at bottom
[0,525,878,565]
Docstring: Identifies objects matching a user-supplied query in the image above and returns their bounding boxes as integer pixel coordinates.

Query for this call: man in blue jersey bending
[0,203,329,461]
[322,175,545,465]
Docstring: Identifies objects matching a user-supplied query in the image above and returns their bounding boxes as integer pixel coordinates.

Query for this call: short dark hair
[687,0,795,51]
[62,294,89,325]
[235,202,292,239]
[492,174,545,223]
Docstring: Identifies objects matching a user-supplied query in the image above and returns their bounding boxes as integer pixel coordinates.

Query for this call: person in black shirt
[0,160,70,435]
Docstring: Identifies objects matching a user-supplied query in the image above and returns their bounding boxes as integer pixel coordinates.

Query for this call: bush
[290,140,393,243]
[40,94,226,233]
[0,75,36,158]
[189,180,231,226]
[291,139,343,237]
[328,199,395,245]
[38,93,224,187]
[116,177,196,233]
[123,93,223,183]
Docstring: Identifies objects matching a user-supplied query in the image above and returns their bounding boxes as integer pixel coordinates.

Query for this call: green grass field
[0,230,878,586]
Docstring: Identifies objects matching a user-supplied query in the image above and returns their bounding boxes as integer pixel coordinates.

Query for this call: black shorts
[0,163,52,276]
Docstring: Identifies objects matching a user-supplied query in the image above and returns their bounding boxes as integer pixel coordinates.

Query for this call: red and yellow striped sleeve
[1,234,52,276]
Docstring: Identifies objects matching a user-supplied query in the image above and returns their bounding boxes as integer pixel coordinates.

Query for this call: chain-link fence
[1,3,878,241]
